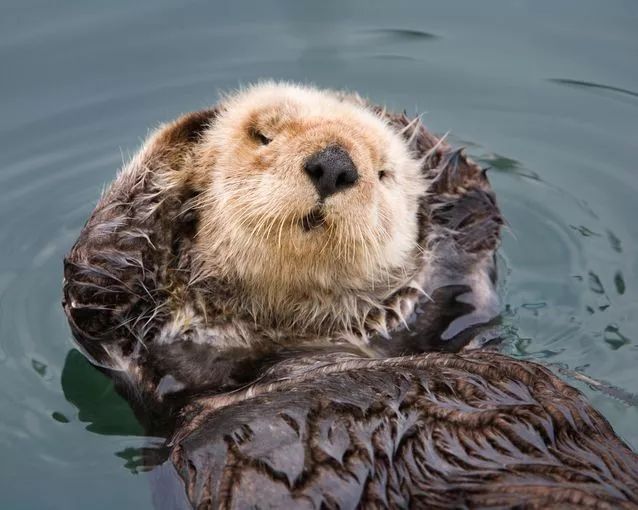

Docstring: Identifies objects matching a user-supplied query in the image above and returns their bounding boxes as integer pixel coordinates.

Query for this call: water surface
[1,1,637,508]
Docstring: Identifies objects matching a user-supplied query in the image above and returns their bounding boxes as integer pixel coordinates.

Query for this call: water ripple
[549,78,638,102]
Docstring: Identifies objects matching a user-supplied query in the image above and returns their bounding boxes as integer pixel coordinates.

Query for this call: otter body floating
[62,83,637,508]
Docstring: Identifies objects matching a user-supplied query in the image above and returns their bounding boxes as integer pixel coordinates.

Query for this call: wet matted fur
[62,83,637,508]
[63,83,502,422]
[165,351,638,509]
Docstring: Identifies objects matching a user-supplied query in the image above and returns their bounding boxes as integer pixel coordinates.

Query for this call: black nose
[304,145,359,200]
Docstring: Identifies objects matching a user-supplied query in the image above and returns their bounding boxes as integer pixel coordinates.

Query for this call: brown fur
[62,83,637,509]
[68,83,638,508]
[168,351,638,509]
[63,82,502,418]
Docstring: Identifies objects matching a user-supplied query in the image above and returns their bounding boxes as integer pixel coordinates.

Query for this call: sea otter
[62,83,637,508]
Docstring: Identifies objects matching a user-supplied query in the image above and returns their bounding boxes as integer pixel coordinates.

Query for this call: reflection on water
[1,0,637,508]
[60,351,142,437]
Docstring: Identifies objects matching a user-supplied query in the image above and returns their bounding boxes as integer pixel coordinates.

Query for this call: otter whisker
[276,214,287,251]
[399,115,421,135]
[422,131,450,167]
[406,116,423,148]
[262,213,280,244]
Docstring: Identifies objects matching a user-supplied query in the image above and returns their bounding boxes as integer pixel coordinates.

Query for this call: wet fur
[63,83,502,420]
[62,84,637,508]
[168,351,638,509]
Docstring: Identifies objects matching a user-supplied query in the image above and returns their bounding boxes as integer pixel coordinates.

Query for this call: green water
[1,1,637,508]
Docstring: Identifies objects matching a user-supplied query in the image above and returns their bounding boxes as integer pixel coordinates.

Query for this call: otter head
[191,82,425,330]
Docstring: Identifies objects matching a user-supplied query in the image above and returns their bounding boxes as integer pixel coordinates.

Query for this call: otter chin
[188,83,426,334]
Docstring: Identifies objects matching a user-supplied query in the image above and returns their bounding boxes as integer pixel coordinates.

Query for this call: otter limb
[166,351,638,509]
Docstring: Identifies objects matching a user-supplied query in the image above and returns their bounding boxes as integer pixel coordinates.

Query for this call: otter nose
[304,145,359,200]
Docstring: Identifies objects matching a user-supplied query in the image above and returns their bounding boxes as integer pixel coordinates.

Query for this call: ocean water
[1,1,636,508]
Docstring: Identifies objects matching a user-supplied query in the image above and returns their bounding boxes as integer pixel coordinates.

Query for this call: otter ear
[149,107,219,192]
[155,107,218,148]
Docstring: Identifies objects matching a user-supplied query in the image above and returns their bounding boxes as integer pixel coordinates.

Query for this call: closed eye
[250,128,271,145]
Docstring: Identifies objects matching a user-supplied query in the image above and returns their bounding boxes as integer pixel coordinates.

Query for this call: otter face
[193,82,425,306]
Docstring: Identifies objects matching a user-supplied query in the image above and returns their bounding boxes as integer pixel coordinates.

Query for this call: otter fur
[166,351,638,509]
[62,83,637,508]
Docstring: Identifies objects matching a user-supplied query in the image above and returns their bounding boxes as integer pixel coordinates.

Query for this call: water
[1,1,637,507]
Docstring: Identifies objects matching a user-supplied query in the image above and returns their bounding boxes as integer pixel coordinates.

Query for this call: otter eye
[251,128,271,146]
[378,170,388,180]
